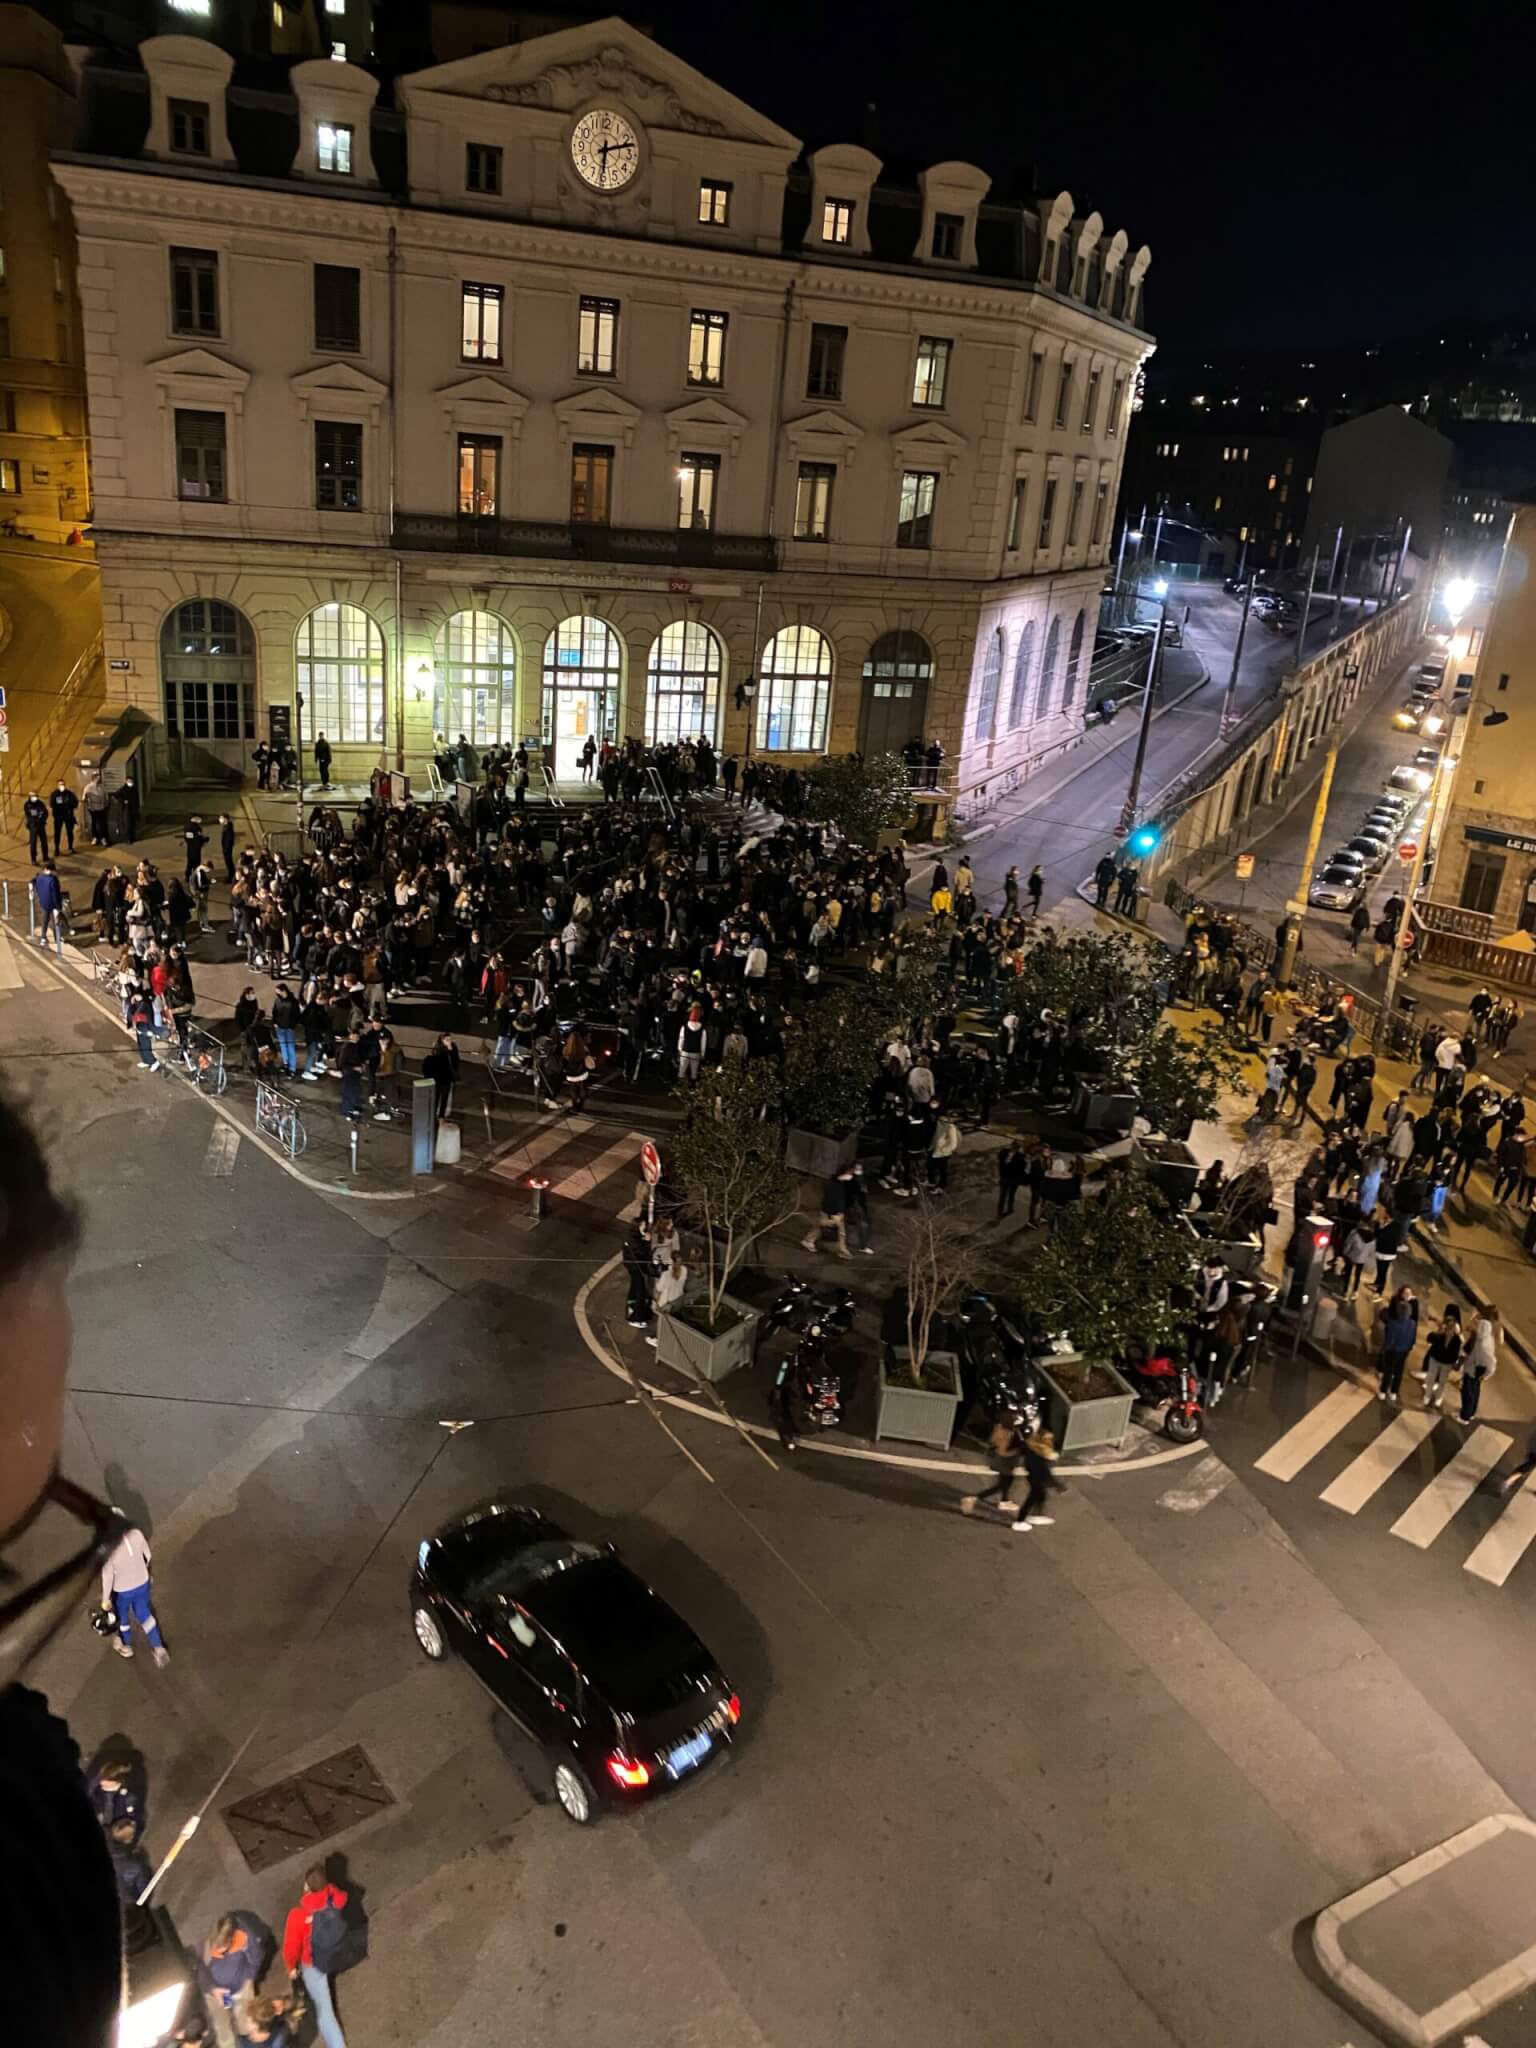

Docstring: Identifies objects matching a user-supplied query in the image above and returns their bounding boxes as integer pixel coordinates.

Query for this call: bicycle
[254,1080,307,1156]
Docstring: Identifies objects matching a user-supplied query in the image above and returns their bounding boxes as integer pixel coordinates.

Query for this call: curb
[571,1254,1205,1482]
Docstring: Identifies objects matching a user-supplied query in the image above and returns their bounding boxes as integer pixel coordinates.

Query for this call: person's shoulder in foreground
[0,1090,123,2044]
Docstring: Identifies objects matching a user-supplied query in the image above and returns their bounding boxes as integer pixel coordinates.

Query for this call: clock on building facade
[570,108,640,191]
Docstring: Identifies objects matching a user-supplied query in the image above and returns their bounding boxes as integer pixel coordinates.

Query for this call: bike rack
[185,1023,228,1096]
[254,1079,306,1158]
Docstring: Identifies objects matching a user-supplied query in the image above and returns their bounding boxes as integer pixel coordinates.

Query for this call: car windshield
[466,1538,604,1604]
[1321,867,1356,884]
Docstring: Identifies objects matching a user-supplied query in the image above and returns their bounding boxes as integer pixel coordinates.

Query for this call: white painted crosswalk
[488,1117,649,1219]
[1251,1382,1536,1588]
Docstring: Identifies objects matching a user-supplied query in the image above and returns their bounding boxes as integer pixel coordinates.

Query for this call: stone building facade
[54,18,1152,789]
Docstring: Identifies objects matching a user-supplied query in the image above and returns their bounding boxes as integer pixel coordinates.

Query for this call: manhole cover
[222,1745,394,1874]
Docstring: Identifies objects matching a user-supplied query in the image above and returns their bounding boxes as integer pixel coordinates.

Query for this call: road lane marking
[1390,1425,1509,1549]
[1320,1408,1437,1513]
[488,1115,593,1182]
[549,1130,645,1202]
[1463,1471,1536,1587]
[1254,1383,1373,1481]
[1158,1452,1233,1513]
[201,1125,240,1177]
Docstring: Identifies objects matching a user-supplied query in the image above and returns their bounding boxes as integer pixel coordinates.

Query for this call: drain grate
[222,1744,395,1875]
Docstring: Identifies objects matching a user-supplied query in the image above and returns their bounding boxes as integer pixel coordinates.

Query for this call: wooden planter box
[785,1125,860,1178]
[656,1295,760,1384]
[1131,1135,1200,1208]
[1070,1078,1139,1134]
[876,1349,962,1449]
[1038,1352,1137,1452]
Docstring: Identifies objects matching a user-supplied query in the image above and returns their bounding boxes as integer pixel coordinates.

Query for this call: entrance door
[548,688,599,778]
[860,630,933,759]
[1461,849,1505,918]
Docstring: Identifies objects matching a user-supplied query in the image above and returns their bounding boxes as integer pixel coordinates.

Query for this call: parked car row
[1309,773,1425,911]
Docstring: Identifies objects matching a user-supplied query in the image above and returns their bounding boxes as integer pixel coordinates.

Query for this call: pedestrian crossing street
[486,1110,649,1220]
[1253,1381,1536,1588]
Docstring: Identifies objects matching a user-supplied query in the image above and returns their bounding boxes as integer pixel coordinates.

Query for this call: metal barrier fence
[254,1079,306,1157]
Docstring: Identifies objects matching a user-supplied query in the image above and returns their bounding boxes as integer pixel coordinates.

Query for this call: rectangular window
[806,322,846,400]
[457,433,500,518]
[325,0,344,11]
[209,679,253,740]
[1461,850,1505,917]
[0,248,7,285]
[1081,366,1101,433]
[170,247,219,337]
[1007,476,1027,551]
[314,418,362,510]
[822,197,853,244]
[461,282,502,364]
[931,212,963,260]
[1067,478,1085,545]
[465,142,502,194]
[313,263,360,351]
[53,255,64,295]
[0,458,18,494]
[570,443,613,524]
[169,97,209,155]
[676,451,719,531]
[1038,476,1057,550]
[1024,348,1044,420]
[896,469,937,548]
[0,390,13,430]
[794,461,834,541]
[698,179,731,225]
[1053,358,1072,429]
[316,122,353,175]
[0,319,9,357]
[577,295,618,377]
[912,336,951,409]
[687,308,727,387]
[174,408,226,501]
[1091,477,1109,546]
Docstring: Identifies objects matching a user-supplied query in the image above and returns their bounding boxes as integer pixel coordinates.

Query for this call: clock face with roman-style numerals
[570,109,639,192]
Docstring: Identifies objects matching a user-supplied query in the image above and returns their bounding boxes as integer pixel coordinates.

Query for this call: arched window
[756,624,832,753]
[646,621,723,745]
[542,615,622,760]
[1034,615,1061,722]
[1061,610,1086,712]
[296,602,385,745]
[161,599,256,744]
[1007,620,1036,731]
[973,627,1003,742]
[434,611,517,746]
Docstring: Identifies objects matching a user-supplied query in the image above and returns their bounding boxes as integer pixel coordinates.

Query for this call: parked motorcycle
[764,1275,856,1341]
[790,1324,844,1430]
[1123,1351,1204,1442]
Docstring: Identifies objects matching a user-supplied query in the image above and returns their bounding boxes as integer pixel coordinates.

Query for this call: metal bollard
[28,890,35,937]
[483,1096,494,1144]
[529,1175,550,1223]
[2,879,9,919]
[350,1125,359,1175]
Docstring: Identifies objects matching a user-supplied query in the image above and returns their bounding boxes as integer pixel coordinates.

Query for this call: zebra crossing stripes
[1389,1426,1510,1549]
[1319,1409,1437,1513]
[549,1131,642,1201]
[1465,1473,1536,1587]
[1254,1383,1373,1480]
[488,1115,595,1183]
[487,1115,649,1216]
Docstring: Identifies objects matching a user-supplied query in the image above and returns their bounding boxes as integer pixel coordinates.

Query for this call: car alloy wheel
[413,1606,445,1660]
[554,1761,594,1825]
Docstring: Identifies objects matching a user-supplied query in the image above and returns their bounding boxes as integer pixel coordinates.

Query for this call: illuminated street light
[1152,577,1169,598]
[1443,576,1475,623]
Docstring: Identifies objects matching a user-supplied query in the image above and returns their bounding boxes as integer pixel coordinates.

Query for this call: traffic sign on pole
[1398,841,1418,864]
[1235,852,1254,880]
[640,1140,662,1185]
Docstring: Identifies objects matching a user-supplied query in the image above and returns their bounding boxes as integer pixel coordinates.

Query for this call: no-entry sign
[640,1139,662,1185]
[1398,841,1418,864]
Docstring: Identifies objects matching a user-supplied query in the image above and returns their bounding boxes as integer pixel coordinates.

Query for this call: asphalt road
[9,927,1536,2047]
[961,580,1375,915]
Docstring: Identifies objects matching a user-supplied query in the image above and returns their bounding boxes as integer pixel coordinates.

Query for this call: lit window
[822,198,853,244]
[461,282,503,364]
[168,0,212,13]
[465,143,502,194]
[793,462,834,541]
[1267,473,1277,490]
[0,459,19,493]
[326,0,344,11]
[1238,525,1248,542]
[686,309,727,387]
[457,434,500,518]
[570,443,613,524]
[316,122,353,175]
[676,451,719,531]
[1213,495,1222,512]
[911,337,951,409]
[314,419,362,510]
[756,624,832,752]
[698,180,731,226]
[896,469,937,548]
[298,602,385,745]
[577,295,618,376]
[330,41,346,59]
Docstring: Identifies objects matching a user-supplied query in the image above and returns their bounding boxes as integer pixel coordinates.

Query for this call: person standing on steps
[84,774,110,846]
[99,1523,169,1667]
[50,780,78,857]
[314,732,333,790]
[1026,864,1044,917]
[23,790,49,865]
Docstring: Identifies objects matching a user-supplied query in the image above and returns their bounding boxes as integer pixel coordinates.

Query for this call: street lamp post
[1118,583,1168,834]
[1114,518,1142,618]
[1291,544,1321,669]
[1220,578,1254,737]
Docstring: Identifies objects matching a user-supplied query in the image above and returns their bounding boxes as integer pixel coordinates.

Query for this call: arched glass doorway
[296,603,386,745]
[160,598,257,771]
[860,629,932,757]
[646,621,723,745]
[543,615,621,772]
[435,611,518,746]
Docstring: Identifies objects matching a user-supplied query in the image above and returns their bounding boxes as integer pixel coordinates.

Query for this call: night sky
[644,2,1530,353]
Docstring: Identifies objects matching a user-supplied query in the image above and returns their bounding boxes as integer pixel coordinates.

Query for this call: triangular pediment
[553,387,643,427]
[148,346,250,390]
[891,420,969,461]
[290,362,390,403]
[435,374,530,411]
[784,410,865,444]
[664,396,751,436]
[399,18,800,153]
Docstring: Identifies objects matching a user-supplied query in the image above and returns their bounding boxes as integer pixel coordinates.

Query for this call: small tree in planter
[1009,925,1164,1061]
[664,1062,800,1379]
[804,750,914,847]
[1123,1017,1249,1139]
[782,996,885,1174]
[875,1192,970,1447]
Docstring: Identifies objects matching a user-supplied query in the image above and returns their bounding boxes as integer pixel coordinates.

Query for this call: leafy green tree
[1122,1019,1250,1138]
[670,1062,800,1332]
[803,751,913,846]
[1008,926,1164,1056]
[783,996,878,1135]
[1010,1180,1193,1362]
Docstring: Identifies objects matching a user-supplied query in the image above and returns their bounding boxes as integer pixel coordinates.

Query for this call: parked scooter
[764,1274,856,1341]
[1123,1351,1204,1442]
[789,1323,843,1430]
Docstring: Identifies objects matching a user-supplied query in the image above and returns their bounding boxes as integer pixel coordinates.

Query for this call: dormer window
[931,213,963,260]
[169,99,209,156]
[317,122,353,176]
[822,198,853,245]
[466,143,502,195]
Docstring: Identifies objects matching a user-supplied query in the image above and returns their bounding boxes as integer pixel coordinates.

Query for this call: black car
[410,1500,739,1824]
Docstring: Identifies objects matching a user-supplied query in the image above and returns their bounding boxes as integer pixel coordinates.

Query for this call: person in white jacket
[1460,1308,1500,1426]
[100,1526,169,1666]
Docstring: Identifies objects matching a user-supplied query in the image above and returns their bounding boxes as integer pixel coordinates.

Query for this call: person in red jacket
[282,1867,350,2048]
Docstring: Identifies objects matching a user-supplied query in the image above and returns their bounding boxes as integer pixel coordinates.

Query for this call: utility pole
[1377,736,1450,1050]
[1327,522,1344,594]
[1391,521,1413,605]
[1113,516,1136,615]
[1292,545,1320,669]
[1277,735,1338,984]
[1332,528,1350,631]
[1117,604,1167,833]
[1220,579,1254,737]
[1151,499,1166,573]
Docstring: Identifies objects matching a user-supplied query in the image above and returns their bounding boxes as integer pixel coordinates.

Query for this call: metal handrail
[1,632,104,827]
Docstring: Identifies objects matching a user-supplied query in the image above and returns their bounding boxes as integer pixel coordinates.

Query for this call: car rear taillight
[606,1752,650,1788]
[726,1694,741,1725]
